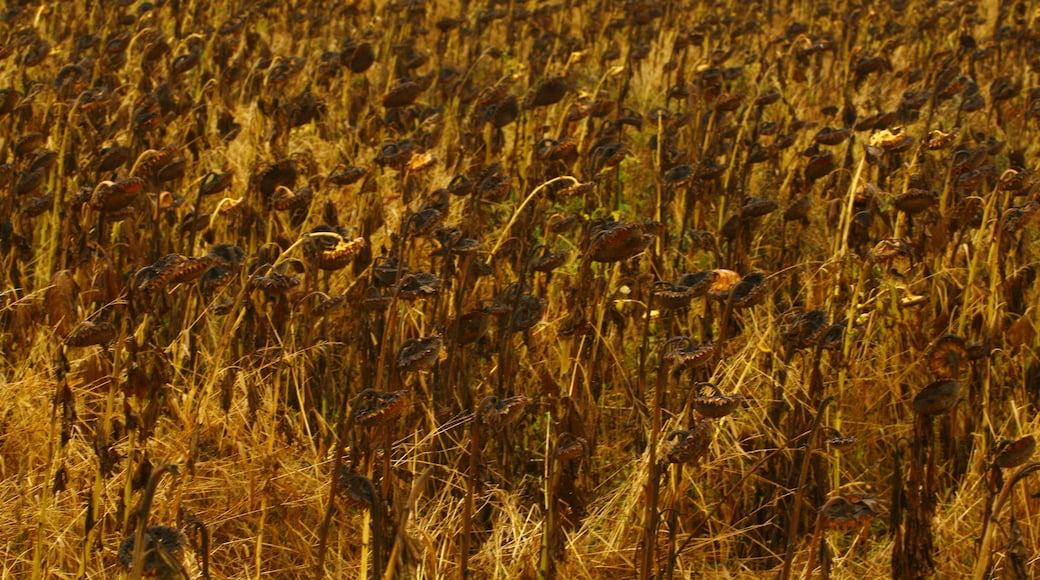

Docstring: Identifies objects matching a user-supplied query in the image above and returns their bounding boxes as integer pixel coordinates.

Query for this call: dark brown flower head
[997,168,1038,194]
[926,334,967,378]
[661,164,695,187]
[584,219,657,263]
[91,177,145,213]
[361,286,392,311]
[524,76,568,109]
[373,257,406,287]
[554,431,588,462]
[1001,201,1040,235]
[455,310,490,345]
[270,185,313,212]
[823,427,857,448]
[814,126,851,146]
[337,468,376,509]
[869,238,915,264]
[665,420,712,464]
[317,236,366,271]
[691,383,742,418]
[893,189,937,214]
[207,244,246,268]
[509,295,545,332]
[818,494,879,531]
[476,395,528,432]
[965,342,987,361]
[781,309,830,351]
[397,333,443,372]
[117,525,187,575]
[651,280,697,310]
[343,41,375,73]
[994,436,1036,469]
[432,229,481,257]
[311,294,348,317]
[729,271,768,309]
[804,150,836,184]
[695,159,727,180]
[588,141,627,174]
[382,77,427,109]
[740,197,778,219]
[475,164,511,201]
[65,321,116,347]
[535,137,578,163]
[664,338,715,369]
[198,170,234,197]
[912,379,962,416]
[352,388,408,427]
[164,256,216,287]
[93,145,131,174]
[557,181,595,197]
[253,158,297,200]
[327,166,367,187]
[447,174,475,197]
[528,246,568,273]
[249,273,301,294]
[375,139,416,170]
[396,272,440,300]
[923,127,960,150]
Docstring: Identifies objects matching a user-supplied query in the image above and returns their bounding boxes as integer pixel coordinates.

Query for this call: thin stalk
[779,396,836,580]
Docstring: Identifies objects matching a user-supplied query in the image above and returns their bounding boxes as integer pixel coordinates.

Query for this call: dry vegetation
[2,0,1040,578]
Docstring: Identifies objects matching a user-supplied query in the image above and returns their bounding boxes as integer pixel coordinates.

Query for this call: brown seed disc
[691,383,742,418]
[318,237,366,271]
[819,494,879,531]
[476,395,528,431]
[661,164,695,186]
[665,420,712,464]
[455,311,490,345]
[893,189,937,214]
[529,247,568,273]
[924,127,960,150]
[525,76,568,108]
[695,159,728,180]
[926,334,967,378]
[337,469,376,509]
[65,321,116,347]
[783,197,812,222]
[651,281,697,310]
[782,309,829,350]
[397,272,440,300]
[510,295,545,332]
[805,151,836,183]
[327,166,367,186]
[382,79,425,108]
[166,256,217,286]
[814,126,851,146]
[868,238,914,263]
[352,388,408,427]
[91,177,145,213]
[740,198,778,219]
[587,221,655,263]
[554,431,588,461]
[397,334,443,372]
[994,436,1036,469]
[248,273,301,294]
[665,341,715,369]
[912,379,962,416]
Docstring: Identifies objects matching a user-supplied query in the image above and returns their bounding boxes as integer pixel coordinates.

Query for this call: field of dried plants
[1,0,1039,578]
